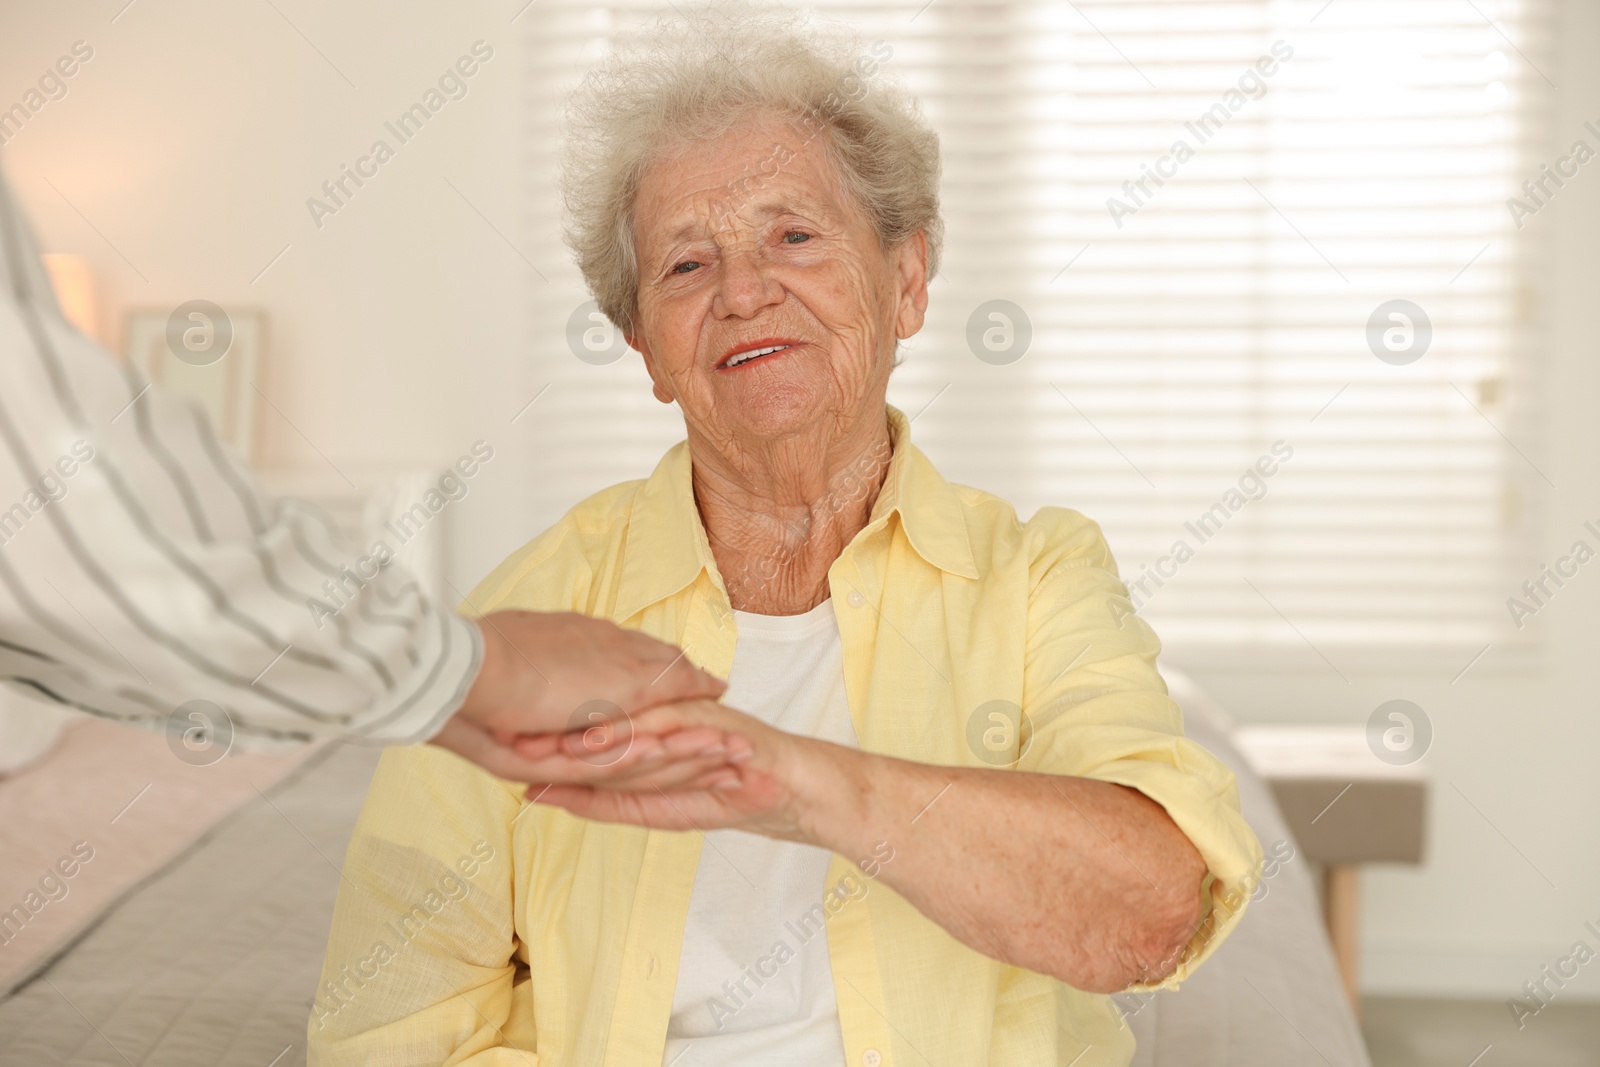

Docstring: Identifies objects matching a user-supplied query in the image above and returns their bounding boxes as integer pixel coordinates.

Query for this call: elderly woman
[307,6,1261,1065]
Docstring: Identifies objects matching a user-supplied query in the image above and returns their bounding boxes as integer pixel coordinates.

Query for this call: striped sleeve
[0,166,481,750]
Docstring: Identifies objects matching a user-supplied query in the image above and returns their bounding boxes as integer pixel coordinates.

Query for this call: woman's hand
[431,611,744,786]
[432,708,751,793]
[514,699,851,844]
[454,610,729,737]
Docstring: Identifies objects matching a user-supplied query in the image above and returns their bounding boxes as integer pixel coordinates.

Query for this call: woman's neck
[689,417,893,615]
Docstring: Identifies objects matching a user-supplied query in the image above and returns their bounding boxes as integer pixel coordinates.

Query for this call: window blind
[513,0,1555,673]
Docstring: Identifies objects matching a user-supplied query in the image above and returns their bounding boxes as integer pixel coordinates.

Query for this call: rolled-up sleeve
[1016,505,1263,989]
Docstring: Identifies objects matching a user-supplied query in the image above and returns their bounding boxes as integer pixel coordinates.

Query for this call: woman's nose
[712,249,783,319]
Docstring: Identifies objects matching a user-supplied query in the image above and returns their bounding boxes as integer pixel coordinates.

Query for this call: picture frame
[123,307,264,464]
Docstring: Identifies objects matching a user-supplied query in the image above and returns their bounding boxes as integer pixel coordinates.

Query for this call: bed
[0,666,1371,1066]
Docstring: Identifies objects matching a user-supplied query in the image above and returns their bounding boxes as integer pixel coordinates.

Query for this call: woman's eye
[782,231,811,244]
[671,261,701,275]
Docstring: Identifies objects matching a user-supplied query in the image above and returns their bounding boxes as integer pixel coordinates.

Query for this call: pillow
[0,688,79,776]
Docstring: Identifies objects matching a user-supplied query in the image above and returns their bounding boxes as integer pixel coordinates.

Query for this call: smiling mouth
[718,340,800,370]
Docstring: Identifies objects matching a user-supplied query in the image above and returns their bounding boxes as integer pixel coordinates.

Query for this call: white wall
[2,0,1597,1006]
[0,0,540,594]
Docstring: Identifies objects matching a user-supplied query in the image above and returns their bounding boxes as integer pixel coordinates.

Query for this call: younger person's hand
[427,610,732,784]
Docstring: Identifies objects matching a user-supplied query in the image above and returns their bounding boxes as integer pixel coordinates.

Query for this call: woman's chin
[706,377,836,440]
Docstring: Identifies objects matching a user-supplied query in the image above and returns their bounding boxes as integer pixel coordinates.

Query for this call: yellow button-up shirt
[308,403,1262,1067]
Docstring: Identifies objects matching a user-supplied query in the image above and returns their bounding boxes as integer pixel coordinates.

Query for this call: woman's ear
[893,230,930,341]
[628,331,676,404]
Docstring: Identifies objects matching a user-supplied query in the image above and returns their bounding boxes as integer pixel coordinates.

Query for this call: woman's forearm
[525,699,1212,991]
[795,744,1209,992]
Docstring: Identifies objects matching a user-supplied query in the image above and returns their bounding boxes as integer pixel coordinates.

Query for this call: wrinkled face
[627,112,928,450]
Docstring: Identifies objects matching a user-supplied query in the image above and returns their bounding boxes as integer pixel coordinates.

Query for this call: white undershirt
[661,597,858,1067]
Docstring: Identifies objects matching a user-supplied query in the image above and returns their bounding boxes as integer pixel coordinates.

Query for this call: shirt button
[862,1050,882,1067]
[847,590,866,608]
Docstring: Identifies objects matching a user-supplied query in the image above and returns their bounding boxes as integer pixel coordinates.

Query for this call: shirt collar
[867,403,982,580]
[616,402,979,621]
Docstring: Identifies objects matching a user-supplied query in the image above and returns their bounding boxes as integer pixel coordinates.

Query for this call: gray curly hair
[559,0,943,338]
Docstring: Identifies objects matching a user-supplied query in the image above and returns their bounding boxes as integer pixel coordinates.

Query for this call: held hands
[430,611,743,788]
[515,699,850,846]
[428,610,841,837]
